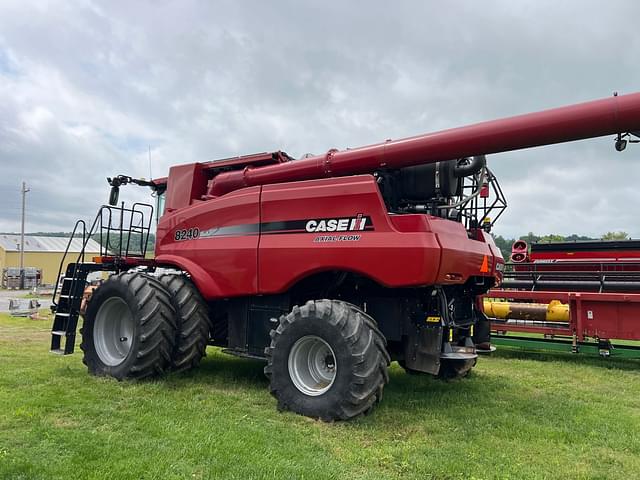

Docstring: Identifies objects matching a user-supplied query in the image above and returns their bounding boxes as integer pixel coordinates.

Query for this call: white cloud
[0,0,638,239]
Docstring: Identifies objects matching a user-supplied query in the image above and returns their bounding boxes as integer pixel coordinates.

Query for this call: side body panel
[258,176,441,293]
[428,218,501,284]
[155,187,261,299]
[155,175,501,300]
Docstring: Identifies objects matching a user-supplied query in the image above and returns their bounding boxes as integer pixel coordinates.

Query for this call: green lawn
[1,313,639,480]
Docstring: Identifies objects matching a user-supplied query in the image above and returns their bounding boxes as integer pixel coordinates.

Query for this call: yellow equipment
[483,298,569,322]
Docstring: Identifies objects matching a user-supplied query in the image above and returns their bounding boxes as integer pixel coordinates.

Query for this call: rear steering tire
[265,300,390,421]
[80,272,177,380]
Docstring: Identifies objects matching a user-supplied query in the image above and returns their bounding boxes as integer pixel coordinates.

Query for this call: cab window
[155,192,166,224]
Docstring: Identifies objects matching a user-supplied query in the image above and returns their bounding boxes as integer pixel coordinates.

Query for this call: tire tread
[80,271,177,380]
[159,274,212,372]
[265,299,389,421]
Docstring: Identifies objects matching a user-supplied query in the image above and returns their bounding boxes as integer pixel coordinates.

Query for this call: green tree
[519,232,540,244]
[492,235,515,259]
[565,234,595,241]
[602,231,629,240]
[539,234,565,243]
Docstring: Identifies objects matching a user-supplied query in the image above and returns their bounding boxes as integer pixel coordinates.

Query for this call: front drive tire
[80,272,177,380]
[265,300,390,421]
[158,274,212,372]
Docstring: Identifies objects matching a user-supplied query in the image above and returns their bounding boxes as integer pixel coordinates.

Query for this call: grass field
[1,313,640,480]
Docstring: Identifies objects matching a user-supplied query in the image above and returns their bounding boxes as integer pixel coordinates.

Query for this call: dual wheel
[81,274,469,421]
[83,281,390,421]
[81,272,211,379]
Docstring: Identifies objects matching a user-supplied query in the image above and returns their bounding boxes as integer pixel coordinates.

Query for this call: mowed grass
[1,313,640,480]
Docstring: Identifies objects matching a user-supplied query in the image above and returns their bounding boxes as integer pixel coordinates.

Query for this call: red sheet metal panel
[570,292,640,341]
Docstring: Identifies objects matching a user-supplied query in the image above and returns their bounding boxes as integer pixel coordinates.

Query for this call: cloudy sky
[1,1,639,239]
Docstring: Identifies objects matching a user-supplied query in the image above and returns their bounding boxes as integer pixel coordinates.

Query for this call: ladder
[50,263,93,355]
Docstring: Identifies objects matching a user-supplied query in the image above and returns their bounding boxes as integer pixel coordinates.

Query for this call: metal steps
[49,263,92,355]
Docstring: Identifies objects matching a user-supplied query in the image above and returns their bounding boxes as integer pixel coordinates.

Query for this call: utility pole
[20,181,29,287]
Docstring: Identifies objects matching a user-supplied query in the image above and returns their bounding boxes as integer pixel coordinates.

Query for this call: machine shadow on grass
[160,350,270,391]
[160,348,487,398]
[74,346,633,431]
[158,349,514,424]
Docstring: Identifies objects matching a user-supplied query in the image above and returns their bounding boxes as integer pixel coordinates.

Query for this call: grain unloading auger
[204,92,640,196]
[51,92,640,421]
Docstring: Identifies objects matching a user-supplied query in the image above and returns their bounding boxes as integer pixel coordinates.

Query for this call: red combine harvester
[51,92,640,420]
[487,238,640,357]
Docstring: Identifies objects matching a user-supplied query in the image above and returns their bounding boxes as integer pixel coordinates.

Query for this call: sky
[0,0,639,239]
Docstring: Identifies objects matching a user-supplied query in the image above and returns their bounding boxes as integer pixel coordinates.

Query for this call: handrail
[51,219,86,308]
[51,202,155,313]
[124,203,153,256]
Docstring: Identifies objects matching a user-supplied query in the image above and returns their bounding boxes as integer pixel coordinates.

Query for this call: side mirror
[109,186,119,206]
[615,138,627,152]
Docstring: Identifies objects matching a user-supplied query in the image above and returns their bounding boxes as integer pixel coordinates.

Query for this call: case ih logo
[305,214,372,233]
[176,214,374,240]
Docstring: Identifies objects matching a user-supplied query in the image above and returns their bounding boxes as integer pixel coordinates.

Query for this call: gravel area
[0,289,52,313]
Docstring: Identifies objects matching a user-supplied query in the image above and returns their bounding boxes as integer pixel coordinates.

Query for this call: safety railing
[457,167,507,232]
[51,202,154,308]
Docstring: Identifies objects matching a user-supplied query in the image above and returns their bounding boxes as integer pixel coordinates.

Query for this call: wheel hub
[93,296,135,366]
[288,335,337,396]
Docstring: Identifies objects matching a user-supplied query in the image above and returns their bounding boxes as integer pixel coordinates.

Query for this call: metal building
[0,235,101,286]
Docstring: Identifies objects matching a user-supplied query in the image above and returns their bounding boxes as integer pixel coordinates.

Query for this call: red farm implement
[487,240,640,358]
